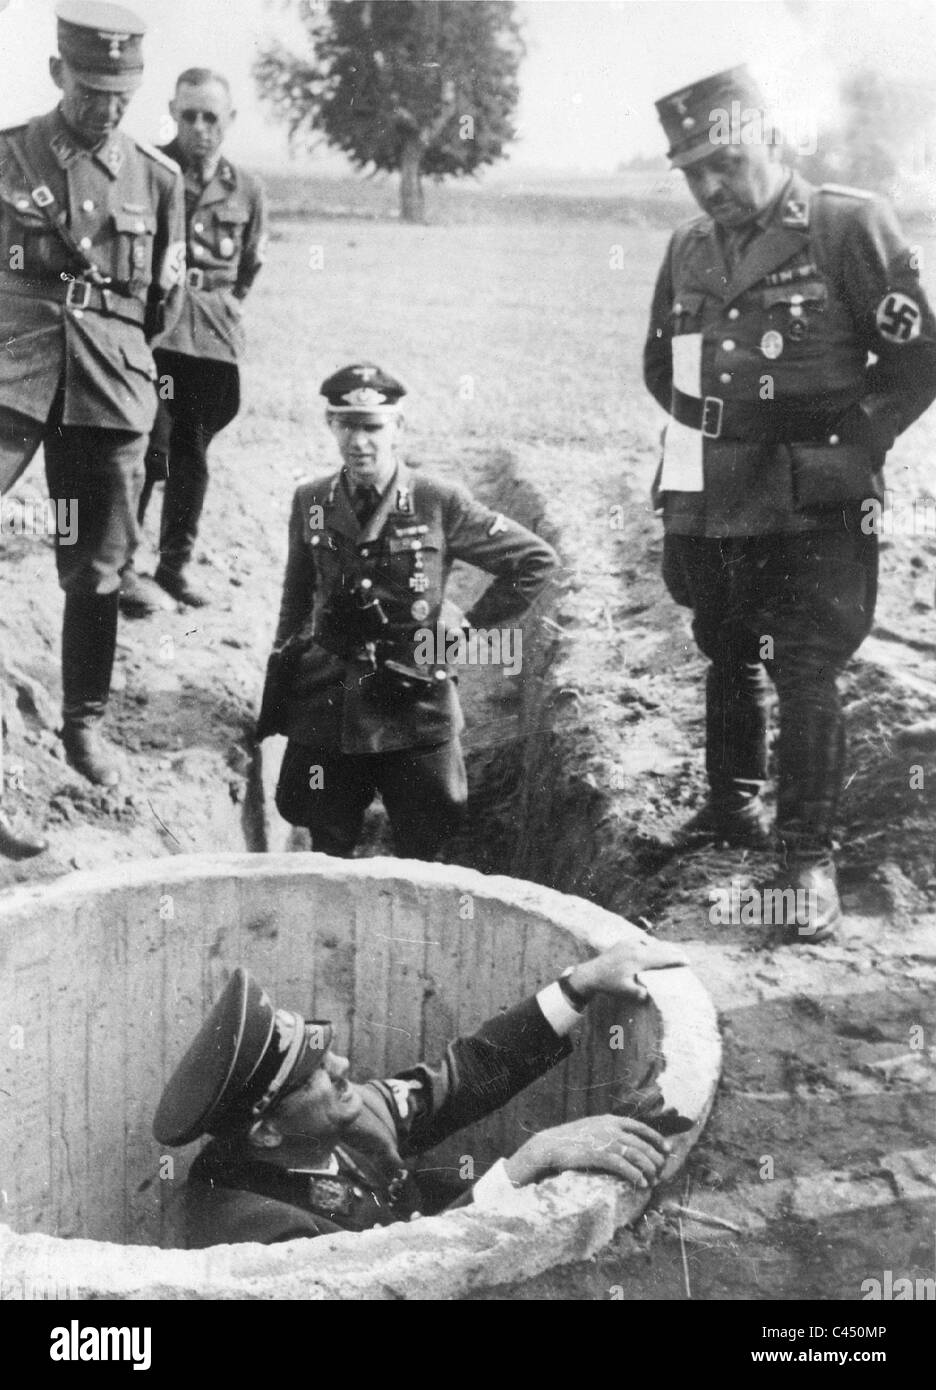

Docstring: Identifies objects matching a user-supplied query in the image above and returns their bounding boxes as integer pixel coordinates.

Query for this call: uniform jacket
[178,993,571,1247]
[265,464,559,755]
[643,171,936,536]
[0,106,185,435]
[152,139,266,365]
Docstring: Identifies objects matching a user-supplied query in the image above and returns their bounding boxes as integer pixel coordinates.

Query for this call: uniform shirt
[177,984,582,1248]
[269,463,559,755]
[0,106,185,432]
[152,140,267,364]
[643,171,936,536]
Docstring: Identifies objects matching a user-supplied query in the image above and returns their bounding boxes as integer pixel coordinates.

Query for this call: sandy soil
[1,197,933,1300]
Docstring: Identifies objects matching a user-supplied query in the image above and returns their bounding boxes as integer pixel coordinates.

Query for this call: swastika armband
[160,240,187,291]
[875,292,922,344]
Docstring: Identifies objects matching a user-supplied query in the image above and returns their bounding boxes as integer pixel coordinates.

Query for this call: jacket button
[194,222,205,234]
[193,244,205,258]
[673,302,683,314]
[719,372,732,385]
[722,339,736,352]
[727,307,740,320]
[81,199,94,213]
[310,535,320,546]
[829,434,840,445]
[790,305,804,318]
[79,236,92,250]
[361,547,369,557]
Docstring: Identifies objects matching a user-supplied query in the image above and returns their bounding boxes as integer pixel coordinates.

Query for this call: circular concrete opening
[0,853,719,1299]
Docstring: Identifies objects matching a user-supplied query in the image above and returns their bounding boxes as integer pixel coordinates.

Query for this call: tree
[254,0,525,222]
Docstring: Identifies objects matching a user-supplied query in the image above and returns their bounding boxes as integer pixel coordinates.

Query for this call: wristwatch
[558,966,588,1012]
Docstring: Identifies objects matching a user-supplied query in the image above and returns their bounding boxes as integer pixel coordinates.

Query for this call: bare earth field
[1,178,934,1300]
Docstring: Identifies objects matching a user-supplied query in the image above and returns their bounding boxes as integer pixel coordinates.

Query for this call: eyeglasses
[178,110,221,126]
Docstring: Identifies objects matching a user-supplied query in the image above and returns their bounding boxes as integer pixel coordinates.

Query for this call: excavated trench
[0,451,722,1300]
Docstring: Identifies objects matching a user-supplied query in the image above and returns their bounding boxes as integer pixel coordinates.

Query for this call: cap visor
[326,405,400,422]
[66,67,143,94]
[669,139,727,170]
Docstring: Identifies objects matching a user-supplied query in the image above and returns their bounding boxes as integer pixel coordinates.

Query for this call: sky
[1,0,934,175]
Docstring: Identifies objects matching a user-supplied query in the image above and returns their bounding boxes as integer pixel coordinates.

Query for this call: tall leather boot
[774,700,845,942]
[61,591,122,787]
[675,659,772,849]
[119,447,172,619]
[154,425,211,608]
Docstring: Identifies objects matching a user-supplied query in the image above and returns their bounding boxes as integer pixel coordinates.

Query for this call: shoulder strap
[5,132,108,284]
[132,136,180,175]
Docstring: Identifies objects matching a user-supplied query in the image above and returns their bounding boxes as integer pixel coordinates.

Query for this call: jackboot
[673,658,772,850]
[119,564,172,618]
[772,818,841,942]
[154,564,210,608]
[61,591,122,787]
[62,722,121,787]
[672,780,774,851]
[774,701,845,943]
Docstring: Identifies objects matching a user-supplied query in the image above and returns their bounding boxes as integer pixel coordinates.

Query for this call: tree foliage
[254,1,525,218]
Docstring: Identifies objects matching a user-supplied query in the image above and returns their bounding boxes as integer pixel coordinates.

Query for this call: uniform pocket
[762,281,827,311]
[113,211,156,286]
[786,441,879,509]
[0,182,55,270]
[215,211,248,259]
[120,341,157,381]
[670,291,705,331]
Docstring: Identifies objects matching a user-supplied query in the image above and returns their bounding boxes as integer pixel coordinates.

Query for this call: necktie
[353,485,379,527]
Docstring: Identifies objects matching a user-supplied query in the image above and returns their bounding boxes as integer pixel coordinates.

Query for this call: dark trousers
[663,524,878,848]
[275,739,469,861]
[1,398,145,724]
[138,350,240,573]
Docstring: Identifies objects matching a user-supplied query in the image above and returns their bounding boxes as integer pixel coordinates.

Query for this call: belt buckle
[65,279,92,310]
[701,395,723,439]
[31,185,54,209]
[186,267,205,290]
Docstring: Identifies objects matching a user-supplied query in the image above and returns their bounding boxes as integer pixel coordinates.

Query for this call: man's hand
[566,937,688,1005]
[504,1115,671,1189]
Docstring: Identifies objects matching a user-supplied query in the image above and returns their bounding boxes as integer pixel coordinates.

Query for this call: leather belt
[671,387,835,444]
[0,271,146,326]
[185,267,237,292]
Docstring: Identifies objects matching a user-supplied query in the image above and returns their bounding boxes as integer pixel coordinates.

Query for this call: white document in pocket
[661,332,704,491]
[660,418,705,491]
[672,332,702,395]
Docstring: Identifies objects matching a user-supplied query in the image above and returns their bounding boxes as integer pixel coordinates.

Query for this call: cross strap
[6,133,112,286]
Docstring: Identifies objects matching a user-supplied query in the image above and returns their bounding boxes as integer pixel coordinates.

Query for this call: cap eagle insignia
[97,30,130,60]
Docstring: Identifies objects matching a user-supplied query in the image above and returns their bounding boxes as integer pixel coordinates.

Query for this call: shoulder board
[132,138,181,174]
[819,183,875,201]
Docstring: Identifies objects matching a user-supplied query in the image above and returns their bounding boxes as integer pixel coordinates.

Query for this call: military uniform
[260,365,559,860]
[134,139,267,594]
[0,3,185,782]
[645,66,936,934]
[153,968,577,1247]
